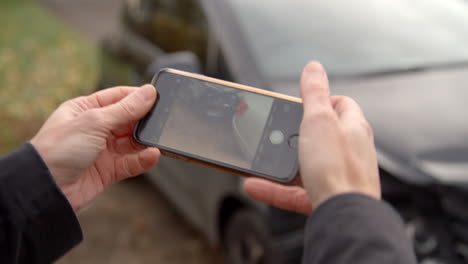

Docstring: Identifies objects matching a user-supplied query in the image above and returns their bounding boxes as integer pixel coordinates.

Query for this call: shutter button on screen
[269,130,284,145]
[288,134,299,149]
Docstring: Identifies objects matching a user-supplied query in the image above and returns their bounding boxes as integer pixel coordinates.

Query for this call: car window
[124,0,209,64]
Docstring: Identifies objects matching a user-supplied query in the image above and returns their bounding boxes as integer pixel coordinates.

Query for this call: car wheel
[224,209,274,264]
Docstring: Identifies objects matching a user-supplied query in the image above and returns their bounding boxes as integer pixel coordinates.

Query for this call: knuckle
[348,119,373,138]
[118,101,138,120]
[75,95,88,102]
[303,108,333,124]
[60,97,81,109]
[82,109,102,123]
[341,95,355,103]
[60,99,74,108]
[61,96,95,114]
[358,119,371,132]
[340,96,356,107]
[363,121,374,137]
[121,159,134,177]
[336,96,357,112]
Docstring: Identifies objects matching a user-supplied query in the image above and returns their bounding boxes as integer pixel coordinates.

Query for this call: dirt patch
[57,177,223,264]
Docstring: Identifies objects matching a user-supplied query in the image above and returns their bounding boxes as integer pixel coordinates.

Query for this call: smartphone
[134,69,303,184]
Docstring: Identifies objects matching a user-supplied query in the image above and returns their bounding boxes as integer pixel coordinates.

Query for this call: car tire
[224,209,275,264]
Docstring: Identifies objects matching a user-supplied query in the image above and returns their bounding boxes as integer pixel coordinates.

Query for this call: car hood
[272,67,468,187]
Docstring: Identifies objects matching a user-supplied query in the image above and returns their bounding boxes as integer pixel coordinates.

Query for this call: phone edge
[133,68,301,185]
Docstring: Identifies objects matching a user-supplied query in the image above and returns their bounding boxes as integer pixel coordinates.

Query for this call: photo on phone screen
[135,70,303,183]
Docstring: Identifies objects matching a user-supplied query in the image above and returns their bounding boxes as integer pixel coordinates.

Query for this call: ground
[0,0,222,262]
[57,177,222,264]
[0,0,98,152]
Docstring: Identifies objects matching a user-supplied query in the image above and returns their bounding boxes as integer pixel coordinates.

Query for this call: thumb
[300,62,332,116]
[100,84,157,129]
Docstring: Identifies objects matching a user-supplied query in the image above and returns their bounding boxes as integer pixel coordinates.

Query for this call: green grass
[0,0,99,154]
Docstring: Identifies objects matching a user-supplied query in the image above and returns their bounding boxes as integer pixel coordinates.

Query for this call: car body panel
[102,45,271,249]
[146,155,250,244]
[339,67,468,188]
[199,0,269,89]
[117,0,305,249]
[103,0,468,261]
[205,0,468,189]
[273,66,468,187]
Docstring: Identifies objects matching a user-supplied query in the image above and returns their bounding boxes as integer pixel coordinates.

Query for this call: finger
[244,178,313,215]
[88,86,140,108]
[300,62,332,116]
[331,96,374,140]
[114,148,160,181]
[110,136,146,154]
[100,84,157,129]
[331,96,365,121]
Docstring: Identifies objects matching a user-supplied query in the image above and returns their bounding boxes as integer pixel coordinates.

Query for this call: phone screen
[136,71,303,182]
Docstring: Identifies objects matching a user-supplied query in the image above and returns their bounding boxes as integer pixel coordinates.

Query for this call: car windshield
[227,0,468,80]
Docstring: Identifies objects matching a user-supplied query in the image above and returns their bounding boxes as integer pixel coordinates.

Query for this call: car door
[124,0,209,67]
[125,0,246,242]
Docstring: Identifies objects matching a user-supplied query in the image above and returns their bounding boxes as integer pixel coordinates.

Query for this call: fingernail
[140,85,155,102]
[304,62,325,75]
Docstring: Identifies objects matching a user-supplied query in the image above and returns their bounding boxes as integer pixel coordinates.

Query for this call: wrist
[29,140,80,209]
[307,184,381,209]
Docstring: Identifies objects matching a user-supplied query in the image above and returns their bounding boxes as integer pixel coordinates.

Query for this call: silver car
[100,0,468,263]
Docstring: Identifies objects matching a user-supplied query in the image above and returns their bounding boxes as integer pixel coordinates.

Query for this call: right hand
[244,62,380,214]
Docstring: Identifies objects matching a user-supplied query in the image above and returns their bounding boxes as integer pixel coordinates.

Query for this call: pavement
[57,177,222,264]
[34,0,223,263]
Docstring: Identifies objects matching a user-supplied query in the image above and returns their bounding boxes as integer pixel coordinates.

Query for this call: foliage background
[0,0,98,154]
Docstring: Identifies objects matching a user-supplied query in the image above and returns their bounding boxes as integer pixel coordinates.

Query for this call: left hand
[31,85,160,211]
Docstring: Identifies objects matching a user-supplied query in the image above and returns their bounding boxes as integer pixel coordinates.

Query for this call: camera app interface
[138,71,302,180]
[160,75,273,170]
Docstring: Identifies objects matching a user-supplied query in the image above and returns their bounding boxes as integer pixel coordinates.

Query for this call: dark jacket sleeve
[302,193,417,264]
[0,143,83,264]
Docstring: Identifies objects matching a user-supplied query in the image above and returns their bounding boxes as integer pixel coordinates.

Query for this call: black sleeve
[0,143,83,264]
[302,193,417,264]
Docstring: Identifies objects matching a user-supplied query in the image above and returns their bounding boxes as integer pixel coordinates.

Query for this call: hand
[244,62,380,215]
[31,85,160,211]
